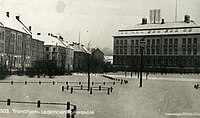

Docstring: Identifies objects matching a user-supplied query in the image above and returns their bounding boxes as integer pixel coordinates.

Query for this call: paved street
[0,74,200,118]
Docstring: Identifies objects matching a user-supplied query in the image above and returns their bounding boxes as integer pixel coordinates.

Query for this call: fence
[0,99,77,118]
[62,85,113,95]
[0,79,128,85]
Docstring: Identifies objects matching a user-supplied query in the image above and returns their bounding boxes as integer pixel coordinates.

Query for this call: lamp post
[139,39,145,87]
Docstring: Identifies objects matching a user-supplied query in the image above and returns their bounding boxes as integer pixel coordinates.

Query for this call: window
[131,49,134,54]
[147,39,150,45]
[46,47,49,51]
[188,48,191,55]
[188,59,192,65]
[116,49,119,54]
[151,48,155,55]
[174,48,178,55]
[164,49,167,55]
[53,48,56,52]
[135,49,138,54]
[164,39,168,44]
[193,38,197,44]
[120,49,123,54]
[124,49,127,54]
[156,48,160,54]
[182,38,186,44]
[188,38,192,44]
[169,49,172,55]
[147,49,150,55]
[182,48,186,55]
[120,40,123,45]
[174,38,178,44]
[193,48,197,55]
[124,40,127,45]
[131,40,134,45]
[169,38,173,44]
[116,40,119,45]
[152,39,155,45]
[0,43,4,52]
[157,39,160,45]
[136,40,139,45]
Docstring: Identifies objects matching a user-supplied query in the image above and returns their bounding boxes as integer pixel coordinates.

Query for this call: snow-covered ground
[0,74,199,118]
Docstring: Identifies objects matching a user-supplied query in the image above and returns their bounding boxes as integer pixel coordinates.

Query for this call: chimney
[29,26,32,31]
[142,18,147,24]
[37,33,41,35]
[6,12,9,17]
[16,16,20,20]
[161,19,165,24]
[184,15,190,23]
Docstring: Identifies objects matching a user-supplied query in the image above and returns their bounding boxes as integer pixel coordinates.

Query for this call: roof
[0,13,31,35]
[70,43,91,54]
[33,34,66,47]
[114,21,200,37]
[92,48,104,54]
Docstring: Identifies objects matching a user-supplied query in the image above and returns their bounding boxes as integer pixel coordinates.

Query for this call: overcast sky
[1,0,200,50]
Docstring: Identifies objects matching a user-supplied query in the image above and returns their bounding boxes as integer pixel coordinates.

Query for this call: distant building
[92,48,104,63]
[113,13,200,73]
[91,48,104,73]
[104,56,113,64]
[70,42,91,72]
[34,33,73,74]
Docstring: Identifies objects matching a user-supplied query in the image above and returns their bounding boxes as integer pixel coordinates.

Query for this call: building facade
[70,42,91,72]
[0,12,32,72]
[113,15,200,73]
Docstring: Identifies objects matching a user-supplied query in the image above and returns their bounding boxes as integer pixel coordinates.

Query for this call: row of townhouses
[0,12,91,74]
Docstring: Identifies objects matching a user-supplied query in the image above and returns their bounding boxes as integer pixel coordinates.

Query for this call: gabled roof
[0,13,31,35]
[33,34,65,47]
[70,43,91,54]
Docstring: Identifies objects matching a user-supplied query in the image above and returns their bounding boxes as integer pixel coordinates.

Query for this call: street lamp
[139,39,145,87]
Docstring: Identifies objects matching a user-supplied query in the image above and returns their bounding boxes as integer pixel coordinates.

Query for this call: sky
[0,0,200,51]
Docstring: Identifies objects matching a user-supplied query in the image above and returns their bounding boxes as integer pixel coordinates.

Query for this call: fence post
[110,87,113,92]
[11,81,13,84]
[99,86,101,91]
[53,81,55,85]
[71,87,73,94]
[25,81,27,85]
[71,106,76,118]
[62,86,64,91]
[103,82,105,85]
[37,100,40,108]
[81,85,83,90]
[107,88,110,95]
[39,81,41,84]
[66,102,70,118]
[90,87,92,94]
[7,99,10,106]
[66,81,68,85]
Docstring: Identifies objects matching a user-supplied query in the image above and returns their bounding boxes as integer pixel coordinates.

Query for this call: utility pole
[139,40,145,87]
[87,53,90,91]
